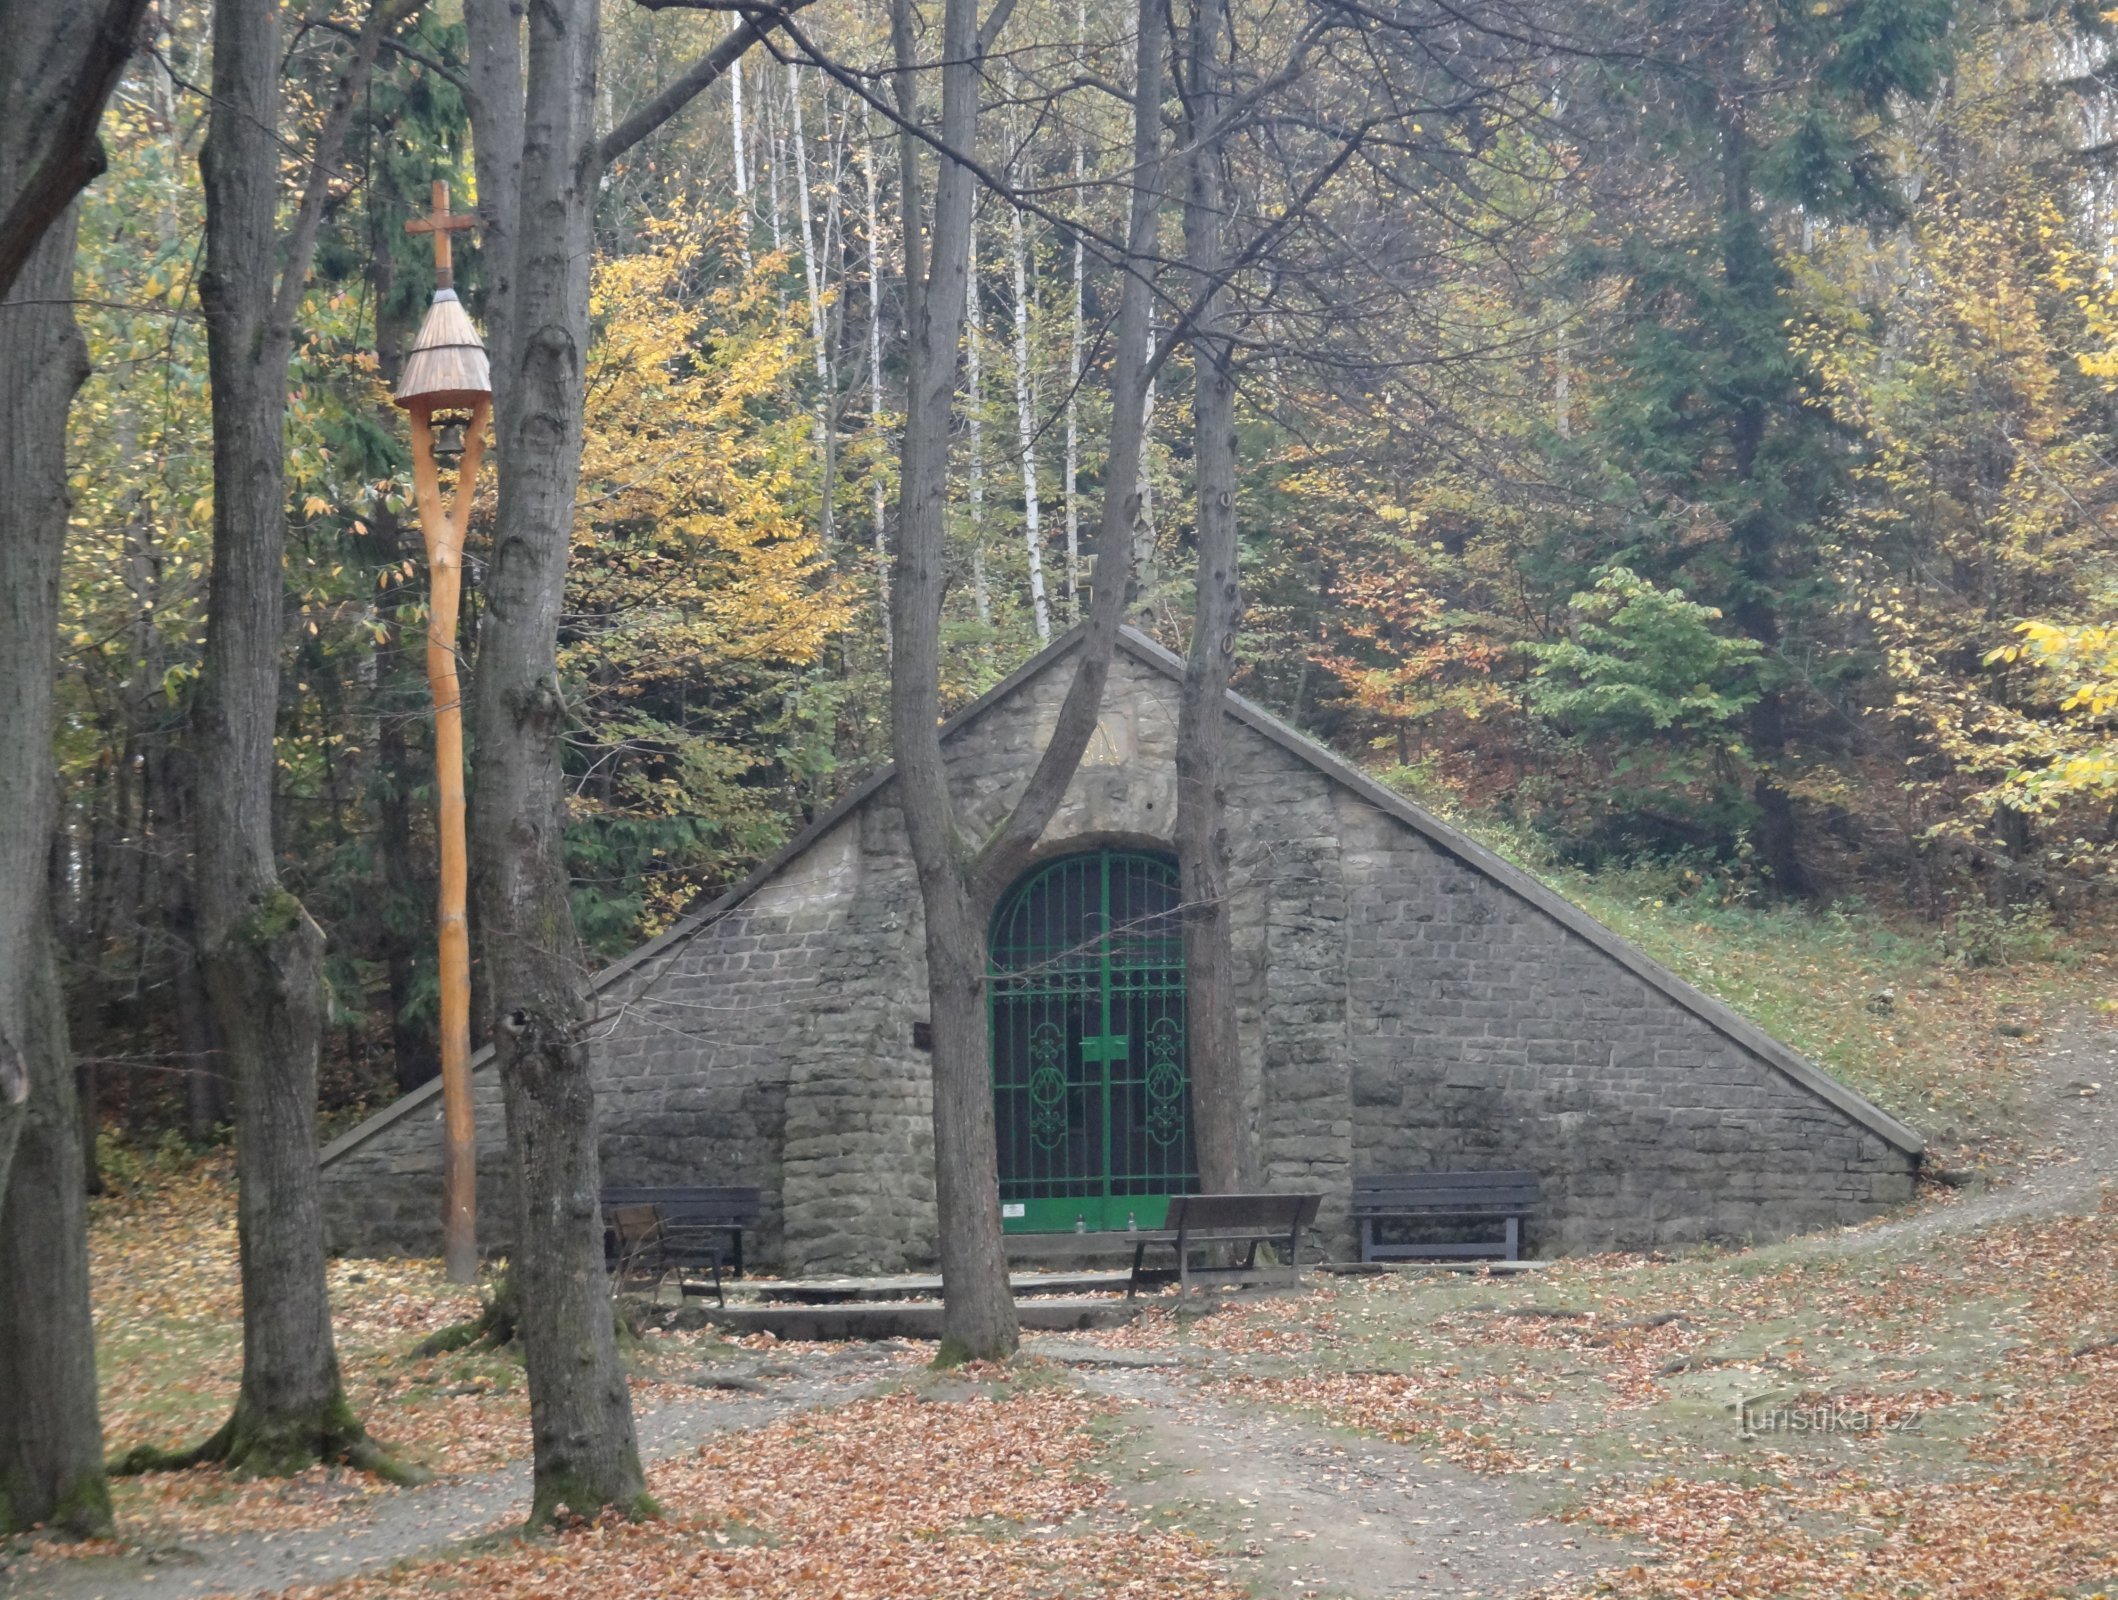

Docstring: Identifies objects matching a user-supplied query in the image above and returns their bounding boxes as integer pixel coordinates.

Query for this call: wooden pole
[408,397,488,1284]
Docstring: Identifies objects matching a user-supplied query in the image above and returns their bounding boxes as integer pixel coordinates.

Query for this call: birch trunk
[766,65,786,252]
[966,227,991,629]
[1009,171,1049,639]
[730,18,751,261]
[1065,126,1084,621]
[791,65,829,378]
[790,69,837,547]
[863,99,891,648]
[1173,0,1248,1194]
[731,42,747,198]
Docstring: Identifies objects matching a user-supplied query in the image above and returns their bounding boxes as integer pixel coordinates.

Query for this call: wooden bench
[600,1185,762,1304]
[1127,1192,1323,1299]
[1352,1170,1538,1262]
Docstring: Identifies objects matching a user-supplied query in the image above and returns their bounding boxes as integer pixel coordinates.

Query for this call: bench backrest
[601,1185,762,1228]
[609,1204,663,1252]
[1353,1170,1539,1213]
[1166,1191,1322,1234]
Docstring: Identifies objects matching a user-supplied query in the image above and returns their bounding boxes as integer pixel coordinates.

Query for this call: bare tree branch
[601,0,823,166]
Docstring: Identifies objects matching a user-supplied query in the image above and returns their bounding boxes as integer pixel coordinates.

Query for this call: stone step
[739,1269,1131,1305]
[707,1296,1137,1341]
[1003,1231,1153,1261]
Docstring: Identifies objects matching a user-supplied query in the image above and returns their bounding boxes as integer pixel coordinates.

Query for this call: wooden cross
[405,179,478,292]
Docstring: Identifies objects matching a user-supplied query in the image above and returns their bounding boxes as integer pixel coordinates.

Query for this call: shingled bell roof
[393,289,491,414]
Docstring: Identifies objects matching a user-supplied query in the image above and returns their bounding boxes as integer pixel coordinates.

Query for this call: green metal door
[989,850,1195,1233]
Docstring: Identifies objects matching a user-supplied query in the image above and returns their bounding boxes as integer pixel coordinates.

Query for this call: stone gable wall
[322,648,1915,1267]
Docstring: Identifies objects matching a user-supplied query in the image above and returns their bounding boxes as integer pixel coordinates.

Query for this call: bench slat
[1353,1170,1536,1265]
[1165,1192,1321,1231]
[1128,1192,1324,1299]
[599,1185,763,1295]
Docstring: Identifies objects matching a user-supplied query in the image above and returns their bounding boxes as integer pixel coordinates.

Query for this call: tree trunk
[0,193,103,1537]
[887,0,1014,1360]
[463,0,525,384]
[0,207,85,1201]
[1174,0,1247,1195]
[184,0,397,1479]
[1063,0,1085,621]
[0,920,109,1538]
[966,228,992,631]
[0,0,150,302]
[890,0,1167,1362]
[1009,166,1049,640]
[789,64,838,548]
[0,0,136,1215]
[463,0,778,1521]
[863,98,891,651]
[730,18,752,262]
[465,0,650,1527]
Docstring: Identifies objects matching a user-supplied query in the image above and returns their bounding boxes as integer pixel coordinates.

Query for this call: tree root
[1592,1311,1689,1343]
[1494,1305,1593,1320]
[413,1275,519,1358]
[530,1472,659,1531]
[110,1393,429,1487]
[1659,1351,1794,1377]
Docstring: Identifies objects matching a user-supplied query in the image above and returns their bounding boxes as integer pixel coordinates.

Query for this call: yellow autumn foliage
[560,209,856,937]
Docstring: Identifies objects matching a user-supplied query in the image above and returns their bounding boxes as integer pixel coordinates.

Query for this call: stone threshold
[706,1296,1138,1340]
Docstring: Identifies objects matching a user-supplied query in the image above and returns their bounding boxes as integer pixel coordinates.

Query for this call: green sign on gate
[988,849,1196,1233]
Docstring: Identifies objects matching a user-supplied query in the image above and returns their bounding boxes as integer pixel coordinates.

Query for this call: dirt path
[1805,1012,2117,1259]
[1032,1019,2118,1600]
[1052,1357,1630,1600]
[0,1350,901,1600]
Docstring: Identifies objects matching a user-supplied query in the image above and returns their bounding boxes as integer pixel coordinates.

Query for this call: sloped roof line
[1109,627,1922,1157]
[323,624,1921,1167]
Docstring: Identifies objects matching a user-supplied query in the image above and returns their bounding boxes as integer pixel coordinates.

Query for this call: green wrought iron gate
[989,849,1195,1233]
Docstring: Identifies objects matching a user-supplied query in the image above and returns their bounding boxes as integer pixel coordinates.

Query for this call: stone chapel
[320,626,1922,1270]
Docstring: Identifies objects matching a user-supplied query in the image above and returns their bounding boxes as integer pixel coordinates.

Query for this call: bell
[433,418,467,458]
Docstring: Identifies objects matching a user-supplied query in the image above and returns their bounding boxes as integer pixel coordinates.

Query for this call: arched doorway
[988,848,1196,1233]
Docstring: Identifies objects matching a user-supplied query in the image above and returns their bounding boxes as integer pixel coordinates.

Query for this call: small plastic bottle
[1074,1212,1087,1234]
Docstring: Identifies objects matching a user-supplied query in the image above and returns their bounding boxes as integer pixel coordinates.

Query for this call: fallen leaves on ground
[1209,1366,1546,1472]
[293,1381,1244,1600]
[82,1155,740,1539]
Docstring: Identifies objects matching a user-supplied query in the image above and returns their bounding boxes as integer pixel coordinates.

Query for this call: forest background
[51,0,2118,1163]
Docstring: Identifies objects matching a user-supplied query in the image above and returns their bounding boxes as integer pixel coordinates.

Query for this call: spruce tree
[1557,0,1957,890]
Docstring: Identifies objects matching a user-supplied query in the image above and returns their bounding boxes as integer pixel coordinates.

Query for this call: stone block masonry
[321,628,1919,1270]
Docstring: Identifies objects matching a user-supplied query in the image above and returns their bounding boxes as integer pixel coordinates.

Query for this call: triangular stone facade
[322,628,1919,1270]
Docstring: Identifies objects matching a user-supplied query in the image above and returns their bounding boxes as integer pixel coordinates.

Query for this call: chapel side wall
[776,799,938,1277]
[320,825,865,1261]
[319,1057,515,1259]
[1221,733,1356,1249]
[1334,792,1918,1253]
